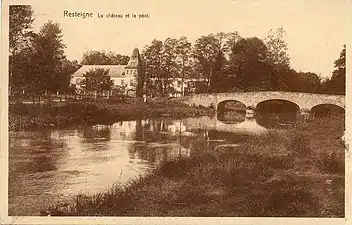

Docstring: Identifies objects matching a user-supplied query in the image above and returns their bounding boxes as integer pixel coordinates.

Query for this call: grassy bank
[9,98,213,131]
[44,115,345,217]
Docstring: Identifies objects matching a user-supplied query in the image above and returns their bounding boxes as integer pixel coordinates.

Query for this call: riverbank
[44,115,345,217]
[9,98,214,131]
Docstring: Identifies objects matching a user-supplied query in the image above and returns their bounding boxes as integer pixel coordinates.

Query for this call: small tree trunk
[181,60,185,97]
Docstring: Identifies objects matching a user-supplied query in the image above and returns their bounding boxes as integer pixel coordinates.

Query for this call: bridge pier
[298,109,314,122]
[245,105,255,118]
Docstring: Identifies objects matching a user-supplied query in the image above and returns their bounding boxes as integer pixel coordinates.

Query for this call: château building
[71,48,140,94]
[71,48,204,97]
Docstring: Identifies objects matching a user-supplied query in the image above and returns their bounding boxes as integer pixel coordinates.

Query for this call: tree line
[135,29,345,97]
[9,5,345,102]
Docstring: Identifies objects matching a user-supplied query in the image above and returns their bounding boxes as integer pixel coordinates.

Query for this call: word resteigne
[63,10,93,19]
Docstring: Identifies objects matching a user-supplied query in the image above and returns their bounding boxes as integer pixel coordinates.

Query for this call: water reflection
[217,111,246,123]
[256,112,297,129]
[82,125,111,141]
[9,113,297,216]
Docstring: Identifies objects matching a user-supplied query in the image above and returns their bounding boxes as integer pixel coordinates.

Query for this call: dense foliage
[81,50,130,65]
[80,68,114,97]
[9,6,345,99]
[9,6,79,98]
[140,29,345,96]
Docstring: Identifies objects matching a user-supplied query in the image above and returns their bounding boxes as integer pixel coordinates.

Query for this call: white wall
[71,75,136,90]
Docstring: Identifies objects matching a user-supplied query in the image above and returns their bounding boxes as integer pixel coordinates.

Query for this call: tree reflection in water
[82,125,112,142]
[255,100,299,129]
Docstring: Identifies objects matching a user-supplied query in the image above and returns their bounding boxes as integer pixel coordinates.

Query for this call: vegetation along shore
[44,115,345,217]
[9,98,213,131]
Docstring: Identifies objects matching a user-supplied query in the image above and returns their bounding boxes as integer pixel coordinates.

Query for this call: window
[121,79,125,86]
[130,79,133,86]
[127,70,129,74]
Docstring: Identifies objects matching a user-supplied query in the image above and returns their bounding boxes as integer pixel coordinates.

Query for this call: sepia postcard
[1,0,351,224]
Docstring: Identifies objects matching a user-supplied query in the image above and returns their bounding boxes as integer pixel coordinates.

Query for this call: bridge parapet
[180,93,218,108]
[182,91,345,111]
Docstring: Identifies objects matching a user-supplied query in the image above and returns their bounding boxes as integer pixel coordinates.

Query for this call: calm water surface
[9,113,296,215]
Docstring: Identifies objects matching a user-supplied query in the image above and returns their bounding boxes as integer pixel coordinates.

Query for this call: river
[9,113,298,216]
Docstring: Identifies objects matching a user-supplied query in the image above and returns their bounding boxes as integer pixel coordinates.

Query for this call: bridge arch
[311,103,345,111]
[217,100,247,112]
[256,99,300,113]
[217,100,247,123]
[311,104,345,117]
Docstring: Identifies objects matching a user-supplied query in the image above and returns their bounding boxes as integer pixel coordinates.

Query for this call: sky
[19,0,351,78]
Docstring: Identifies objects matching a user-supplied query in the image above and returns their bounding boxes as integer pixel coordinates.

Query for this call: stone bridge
[180,91,345,112]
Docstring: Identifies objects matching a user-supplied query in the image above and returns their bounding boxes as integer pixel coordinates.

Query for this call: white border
[1,0,351,224]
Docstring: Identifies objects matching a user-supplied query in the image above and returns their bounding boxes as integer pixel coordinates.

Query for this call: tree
[193,34,220,90]
[319,77,333,94]
[293,72,321,93]
[60,59,81,94]
[136,52,146,98]
[81,50,130,65]
[176,36,192,96]
[81,68,114,98]
[9,5,34,94]
[214,31,241,56]
[274,67,297,91]
[143,39,163,97]
[263,28,293,91]
[228,37,271,91]
[9,5,34,56]
[211,50,227,92]
[30,21,67,95]
[10,46,35,95]
[192,32,241,92]
[330,45,346,94]
[264,27,290,69]
[107,52,130,65]
[111,84,128,101]
[161,37,179,95]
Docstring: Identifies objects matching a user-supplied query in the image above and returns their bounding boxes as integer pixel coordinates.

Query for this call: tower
[125,48,139,69]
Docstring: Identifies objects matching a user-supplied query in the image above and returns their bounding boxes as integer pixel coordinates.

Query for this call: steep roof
[131,48,139,58]
[125,48,139,69]
[72,65,129,78]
